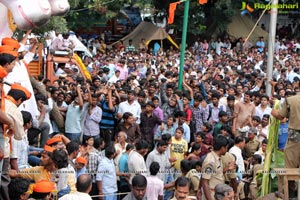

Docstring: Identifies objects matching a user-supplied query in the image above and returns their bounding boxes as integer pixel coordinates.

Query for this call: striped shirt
[99,99,117,129]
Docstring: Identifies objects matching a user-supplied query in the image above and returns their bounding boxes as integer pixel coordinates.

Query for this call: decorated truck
[28,45,91,83]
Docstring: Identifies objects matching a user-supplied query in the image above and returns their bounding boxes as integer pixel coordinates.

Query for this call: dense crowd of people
[0,29,299,200]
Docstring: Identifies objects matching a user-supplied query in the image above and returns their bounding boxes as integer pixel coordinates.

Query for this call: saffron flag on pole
[168,1,181,24]
[199,0,208,5]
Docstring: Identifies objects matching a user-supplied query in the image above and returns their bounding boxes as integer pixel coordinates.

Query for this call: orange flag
[199,0,208,4]
[168,1,181,24]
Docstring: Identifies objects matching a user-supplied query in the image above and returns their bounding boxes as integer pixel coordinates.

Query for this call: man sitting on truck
[55,63,68,77]
[50,32,74,53]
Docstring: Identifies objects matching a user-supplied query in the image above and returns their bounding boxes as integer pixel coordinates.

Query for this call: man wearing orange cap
[0,73,30,199]
[9,145,56,180]
[46,134,70,150]
[3,34,40,128]
[46,136,63,147]
[75,157,87,178]
[7,145,55,200]
[29,180,56,200]
[0,45,18,58]
[0,66,24,200]
[2,37,21,50]
[9,146,76,196]
[0,50,17,73]
[5,83,31,141]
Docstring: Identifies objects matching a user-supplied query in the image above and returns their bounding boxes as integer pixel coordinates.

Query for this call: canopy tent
[69,32,93,57]
[110,21,179,49]
[227,15,269,43]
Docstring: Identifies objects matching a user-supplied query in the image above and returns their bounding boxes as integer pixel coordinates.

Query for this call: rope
[244,0,273,44]
[90,193,197,200]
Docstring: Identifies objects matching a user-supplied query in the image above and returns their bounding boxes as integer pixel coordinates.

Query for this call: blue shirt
[76,167,87,178]
[65,103,83,133]
[96,157,117,194]
[256,41,265,52]
[119,153,129,187]
[278,122,289,150]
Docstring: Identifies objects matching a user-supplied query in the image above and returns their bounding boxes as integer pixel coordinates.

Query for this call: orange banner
[168,1,181,24]
[199,0,208,5]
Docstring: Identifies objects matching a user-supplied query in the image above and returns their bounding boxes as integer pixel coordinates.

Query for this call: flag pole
[266,0,278,96]
[178,0,190,90]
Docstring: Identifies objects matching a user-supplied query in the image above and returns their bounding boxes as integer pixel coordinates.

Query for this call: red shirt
[184,107,192,122]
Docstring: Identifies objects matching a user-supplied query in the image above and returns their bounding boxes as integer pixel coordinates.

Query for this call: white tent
[68,32,93,57]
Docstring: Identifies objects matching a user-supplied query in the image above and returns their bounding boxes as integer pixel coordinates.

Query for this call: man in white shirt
[128,140,149,183]
[258,114,270,143]
[255,94,272,120]
[279,40,287,51]
[59,174,92,200]
[117,90,142,124]
[54,63,67,77]
[108,70,120,84]
[229,136,246,180]
[146,140,172,182]
[293,39,300,52]
[215,38,223,55]
[11,111,33,170]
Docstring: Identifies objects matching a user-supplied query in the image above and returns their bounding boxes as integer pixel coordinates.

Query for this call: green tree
[152,0,272,38]
[66,0,153,32]
[153,0,236,36]
[32,17,68,35]
[26,0,270,39]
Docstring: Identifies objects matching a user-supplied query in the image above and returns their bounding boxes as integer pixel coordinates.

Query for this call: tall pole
[266,0,278,96]
[178,0,190,90]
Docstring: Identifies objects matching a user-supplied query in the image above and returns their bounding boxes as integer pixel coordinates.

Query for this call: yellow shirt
[19,166,76,193]
[170,136,188,170]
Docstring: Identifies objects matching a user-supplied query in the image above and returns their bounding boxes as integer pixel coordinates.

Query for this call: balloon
[49,0,70,16]
[0,0,52,30]
[0,3,14,38]
[0,0,70,33]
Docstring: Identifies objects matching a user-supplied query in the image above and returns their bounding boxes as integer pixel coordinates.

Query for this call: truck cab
[28,47,90,83]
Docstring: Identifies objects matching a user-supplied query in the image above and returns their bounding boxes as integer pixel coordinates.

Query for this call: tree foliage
[24,0,275,38]
[152,0,280,38]
[66,0,153,31]
[32,17,68,35]
[153,0,237,36]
